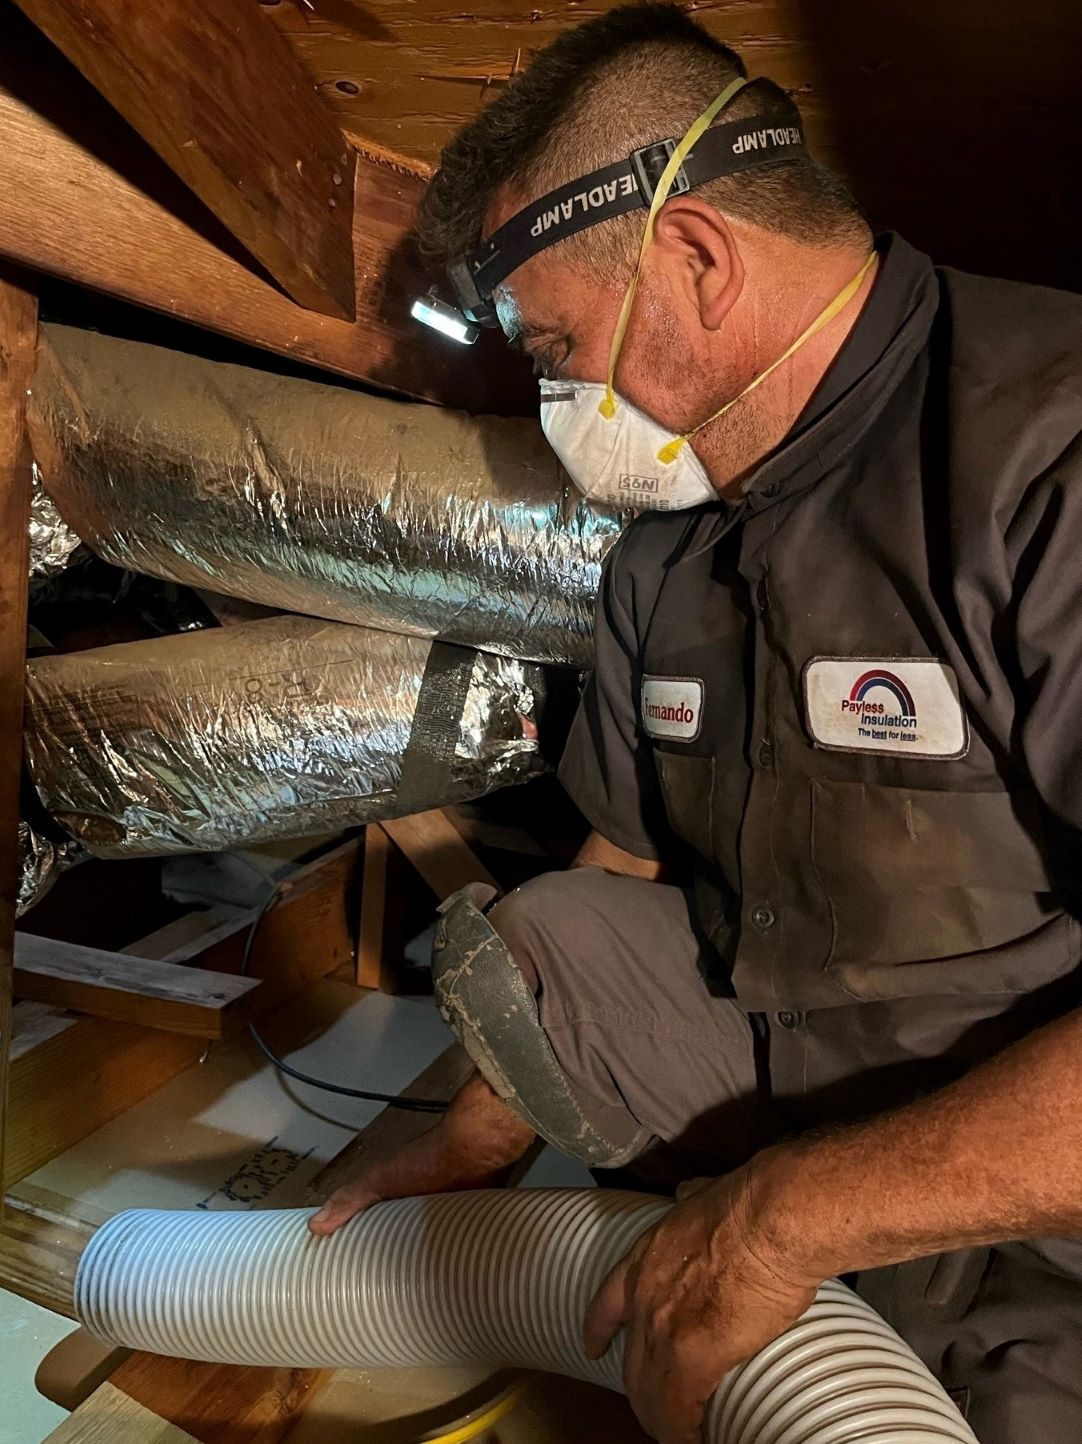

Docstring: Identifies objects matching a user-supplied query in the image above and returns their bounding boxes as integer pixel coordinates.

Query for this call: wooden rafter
[0,264,37,1213]
[12,0,357,320]
[0,10,532,413]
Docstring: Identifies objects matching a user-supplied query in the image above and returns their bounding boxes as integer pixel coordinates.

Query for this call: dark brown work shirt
[560,235,1082,1036]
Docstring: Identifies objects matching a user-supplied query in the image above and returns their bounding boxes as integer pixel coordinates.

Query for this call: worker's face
[485,190,740,438]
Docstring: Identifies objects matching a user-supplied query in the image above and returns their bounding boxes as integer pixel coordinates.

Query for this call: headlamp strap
[462,77,804,312]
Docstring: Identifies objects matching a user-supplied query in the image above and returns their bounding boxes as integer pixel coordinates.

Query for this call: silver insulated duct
[23,615,548,859]
[28,325,623,668]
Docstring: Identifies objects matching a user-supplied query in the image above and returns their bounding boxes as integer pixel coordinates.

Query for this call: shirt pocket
[810,778,1067,999]
[657,751,715,863]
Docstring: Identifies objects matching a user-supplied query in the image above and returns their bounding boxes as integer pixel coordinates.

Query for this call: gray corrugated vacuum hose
[76,1189,979,1443]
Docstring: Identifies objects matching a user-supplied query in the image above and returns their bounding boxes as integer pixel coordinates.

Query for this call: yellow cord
[419,1377,534,1443]
[600,75,750,418]
[655,248,880,463]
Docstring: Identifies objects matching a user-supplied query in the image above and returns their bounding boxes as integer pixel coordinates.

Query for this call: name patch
[641,676,703,742]
[803,657,968,759]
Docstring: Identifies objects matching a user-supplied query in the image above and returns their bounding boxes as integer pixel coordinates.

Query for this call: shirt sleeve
[557,539,675,861]
[1013,440,1082,841]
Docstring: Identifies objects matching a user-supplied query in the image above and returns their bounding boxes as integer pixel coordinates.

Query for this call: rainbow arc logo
[848,669,916,717]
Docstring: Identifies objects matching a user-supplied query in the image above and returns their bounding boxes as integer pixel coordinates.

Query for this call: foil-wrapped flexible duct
[28,325,623,668]
[23,615,549,859]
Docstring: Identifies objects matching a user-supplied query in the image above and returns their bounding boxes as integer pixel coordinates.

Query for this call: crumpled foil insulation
[28,325,624,667]
[29,460,83,578]
[23,615,547,860]
[17,820,84,917]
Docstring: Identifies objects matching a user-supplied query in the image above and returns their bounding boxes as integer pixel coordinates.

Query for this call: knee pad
[432,883,645,1168]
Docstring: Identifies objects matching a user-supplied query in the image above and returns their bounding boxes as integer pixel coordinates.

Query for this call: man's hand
[309,1070,535,1236]
[582,1160,819,1444]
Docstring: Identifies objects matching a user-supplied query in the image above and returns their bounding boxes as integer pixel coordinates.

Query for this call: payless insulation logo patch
[803,657,968,758]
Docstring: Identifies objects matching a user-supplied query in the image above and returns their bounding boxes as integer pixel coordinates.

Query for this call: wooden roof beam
[0,15,531,414]
[11,0,357,320]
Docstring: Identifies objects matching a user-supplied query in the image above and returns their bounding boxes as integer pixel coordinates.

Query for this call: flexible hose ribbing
[75,1189,978,1443]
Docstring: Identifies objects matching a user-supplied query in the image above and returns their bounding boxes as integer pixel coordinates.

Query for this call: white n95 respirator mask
[534,72,877,515]
[540,379,718,511]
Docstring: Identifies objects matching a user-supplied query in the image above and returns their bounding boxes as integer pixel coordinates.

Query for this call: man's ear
[651,196,744,331]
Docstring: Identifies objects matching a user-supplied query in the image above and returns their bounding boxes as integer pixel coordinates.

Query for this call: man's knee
[485,869,584,993]
[431,876,649,1167]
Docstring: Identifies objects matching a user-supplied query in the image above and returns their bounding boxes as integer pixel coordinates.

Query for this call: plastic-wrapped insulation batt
[22,615,548,859]
[28,325,624,668]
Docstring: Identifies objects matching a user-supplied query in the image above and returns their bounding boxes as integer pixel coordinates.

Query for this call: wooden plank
[257,0,1079,293]
[5,843,364,1188]
[0,1187,92,1315]
[0,10,532,414]
[41,1382,201,1444]
[380,808,500,902]
[187,840,362,1014]
[444,803,550,859]
[35,1329,132,1413]
[105,1357,329,1444]
[356,824,408,992]
[5,1007,202,1189]
[13,934,260,1039]
[0,265,37,1216]
[12,0,356,320]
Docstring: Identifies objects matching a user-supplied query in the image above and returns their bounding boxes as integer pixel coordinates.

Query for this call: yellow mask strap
[655,249,879,464]
[600,76,750,421]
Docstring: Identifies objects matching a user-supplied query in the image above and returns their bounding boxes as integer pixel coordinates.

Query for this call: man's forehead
[491,247,576,338]
[482,186,573,338]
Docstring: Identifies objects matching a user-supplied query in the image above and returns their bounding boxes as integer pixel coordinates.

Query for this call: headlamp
[410,288,480,345]
[440,79,805,331]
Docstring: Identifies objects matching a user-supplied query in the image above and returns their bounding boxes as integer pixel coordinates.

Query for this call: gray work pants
[487,866,1082,1444]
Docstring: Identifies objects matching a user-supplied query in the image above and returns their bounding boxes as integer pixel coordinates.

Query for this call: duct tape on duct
[23,615,550,859]
[28,325,625,668]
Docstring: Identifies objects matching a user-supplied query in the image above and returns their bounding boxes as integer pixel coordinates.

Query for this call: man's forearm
[758,1006,1082,1283]
[573,828,670,881]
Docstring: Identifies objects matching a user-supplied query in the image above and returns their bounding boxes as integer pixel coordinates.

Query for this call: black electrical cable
[242,885,449,1114]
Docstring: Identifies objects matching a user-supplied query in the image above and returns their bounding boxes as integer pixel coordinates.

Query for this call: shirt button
[758,740,774,768]
[751,904,775,930]
[777,1010,798,1029]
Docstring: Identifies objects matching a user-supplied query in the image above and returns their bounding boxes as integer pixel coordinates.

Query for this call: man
[313,6,1082,1442]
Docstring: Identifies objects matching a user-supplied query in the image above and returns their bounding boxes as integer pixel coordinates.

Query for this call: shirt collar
[678,232,939,557]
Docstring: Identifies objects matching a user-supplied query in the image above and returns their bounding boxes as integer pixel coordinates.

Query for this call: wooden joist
[4,839,365,1190]
[0,9,532,414]
[6,1006,202,1189]
[12,0,356,321]
[13,934,261,1039]
[379,809,501,903]
[357,810,501,991]
[182,838,363,1013]
[0,1186,93,1315]
[0,264,38,1206]
[40,1384,202,1444]
[356,823,408,993]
